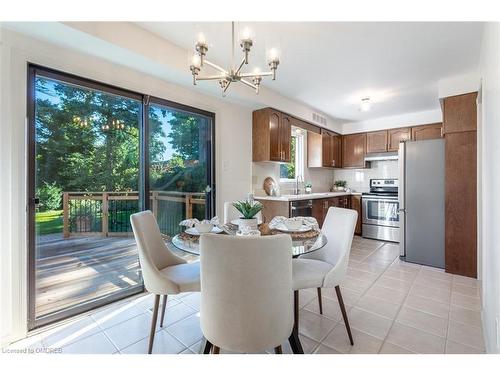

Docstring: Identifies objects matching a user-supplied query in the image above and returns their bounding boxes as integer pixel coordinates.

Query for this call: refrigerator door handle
[398,141,406,258]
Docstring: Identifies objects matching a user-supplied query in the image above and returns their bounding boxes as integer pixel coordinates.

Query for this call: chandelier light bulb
[192,54,201,68]
[268,48,279,62]
[241,27,252,41]
[360,97,371,112]
[197,32,206,44]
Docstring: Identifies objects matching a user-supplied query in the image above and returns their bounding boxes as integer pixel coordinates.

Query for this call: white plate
[275,223,312,233]
[230,219,263,226]
[185,227,223,236]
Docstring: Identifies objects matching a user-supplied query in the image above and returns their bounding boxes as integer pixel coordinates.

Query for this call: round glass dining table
[170,232,328,258]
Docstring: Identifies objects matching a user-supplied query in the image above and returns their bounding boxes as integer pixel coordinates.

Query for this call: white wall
[342,108,442,134]
[438,71,480,99]
[478,22,500,354]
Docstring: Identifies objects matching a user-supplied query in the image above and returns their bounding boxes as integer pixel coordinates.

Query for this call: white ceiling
[137,22,483,122]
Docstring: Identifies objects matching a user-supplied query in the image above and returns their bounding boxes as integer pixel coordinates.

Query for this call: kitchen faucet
[294,174,302,195]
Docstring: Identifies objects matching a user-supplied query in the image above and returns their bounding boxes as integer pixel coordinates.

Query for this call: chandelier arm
[204,60,229,74]
[240,78,258,90]
[239,71,274,78]
[234,58,246,75]
[223,80,232,93]
[196,74,228,81]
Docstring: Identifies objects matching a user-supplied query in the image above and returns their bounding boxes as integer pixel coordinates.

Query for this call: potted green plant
[333,180,348,192]
[232,200,263,229]
[304,182,312,194]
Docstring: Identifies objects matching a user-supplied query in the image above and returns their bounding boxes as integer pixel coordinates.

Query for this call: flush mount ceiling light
[189,22,280,97]
[359,97,371,112]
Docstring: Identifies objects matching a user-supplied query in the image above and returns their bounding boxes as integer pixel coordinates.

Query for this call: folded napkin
[268,216,319,231]
[179,216,219,228]
[236,226,261,236]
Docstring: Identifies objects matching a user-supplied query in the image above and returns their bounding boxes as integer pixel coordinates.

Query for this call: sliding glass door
[148,99,214,237]
[27,65,215,329]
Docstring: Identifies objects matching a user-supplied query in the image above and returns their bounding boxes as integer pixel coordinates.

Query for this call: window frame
[26,63,216,330]
[279,130,305,183]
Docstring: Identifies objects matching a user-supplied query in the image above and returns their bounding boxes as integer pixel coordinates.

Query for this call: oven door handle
[363,198,399,203]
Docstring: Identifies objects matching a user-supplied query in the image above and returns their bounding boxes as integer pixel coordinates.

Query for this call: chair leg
[148,294,160,354]
[212,346,220,354]
[317,287,323,314]
[203,340,213,354]
[159,295,168,328]
[294,290,299,333]
[335,285,354,345]
[289,290,304,354]
[288,330,304,354]
[274,346,283,354]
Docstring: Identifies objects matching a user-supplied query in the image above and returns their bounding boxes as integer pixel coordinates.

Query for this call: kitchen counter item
[263,176,278,196]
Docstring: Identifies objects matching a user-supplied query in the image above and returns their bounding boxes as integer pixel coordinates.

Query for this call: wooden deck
[36,234,142,317]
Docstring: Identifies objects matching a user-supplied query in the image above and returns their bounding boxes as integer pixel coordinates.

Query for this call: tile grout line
[376,257,420,354]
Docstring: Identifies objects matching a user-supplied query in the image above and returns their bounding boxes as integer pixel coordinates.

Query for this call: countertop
[254,191,363,202]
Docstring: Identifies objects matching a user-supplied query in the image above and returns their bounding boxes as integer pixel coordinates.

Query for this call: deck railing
[62,191,206,238]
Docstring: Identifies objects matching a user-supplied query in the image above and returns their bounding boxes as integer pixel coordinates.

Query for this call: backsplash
[252,162,334,196]
[333,160,399,192]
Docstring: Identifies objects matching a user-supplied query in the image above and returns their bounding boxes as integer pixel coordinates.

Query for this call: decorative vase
[238,217,259,230]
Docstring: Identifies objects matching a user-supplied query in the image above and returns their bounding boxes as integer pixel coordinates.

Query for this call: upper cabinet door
[366,130,388,153]
[321,130,332,167]
[281,114,292,162]
[443,92,477,134]
[331,133,342,168]
[387,128,411,151]
[307,131,322,168]
[342,133,366,168]
[268,110,282,161]
[411,123,443,141]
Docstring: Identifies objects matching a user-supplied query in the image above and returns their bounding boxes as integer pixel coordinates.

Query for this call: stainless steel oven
[362,179,399,242]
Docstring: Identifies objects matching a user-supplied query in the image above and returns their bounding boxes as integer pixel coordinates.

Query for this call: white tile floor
[8,237,485,354]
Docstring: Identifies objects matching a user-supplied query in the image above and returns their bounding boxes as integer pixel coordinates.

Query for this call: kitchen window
[280,128,304,181]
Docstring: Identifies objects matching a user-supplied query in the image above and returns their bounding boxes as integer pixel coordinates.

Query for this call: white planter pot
[238,217,259,230]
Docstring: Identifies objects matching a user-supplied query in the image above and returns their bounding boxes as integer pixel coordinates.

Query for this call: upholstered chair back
[301,207,357,287]
[130,210,185,294]
[200,234,293,353]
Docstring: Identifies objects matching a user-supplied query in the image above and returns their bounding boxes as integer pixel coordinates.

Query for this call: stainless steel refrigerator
[398,139,445,268]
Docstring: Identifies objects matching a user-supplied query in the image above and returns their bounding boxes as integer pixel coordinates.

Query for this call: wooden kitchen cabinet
[387,127,411,151]
[329,196,350,209]
[252,108,291,162]
[322,130,342,168]
[443,92,477,134]
[411,123,443,141]
[366,130,388,153]
[308,129,342,168]
[445,131,477,278]
[342,133,367,168]
[312,199,329,228]
[350,195,362,235]
[443,91,478,278]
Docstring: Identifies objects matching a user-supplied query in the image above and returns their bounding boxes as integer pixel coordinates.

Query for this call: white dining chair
[292,207,357,345]
[130,210,200,354]
[199,233,297,354]
[223,201,263,224]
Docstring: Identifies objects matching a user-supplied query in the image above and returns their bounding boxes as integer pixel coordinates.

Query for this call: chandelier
[189,22,280,96]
